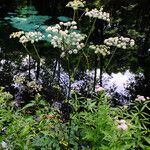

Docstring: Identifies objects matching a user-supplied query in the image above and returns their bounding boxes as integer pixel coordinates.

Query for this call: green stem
[67,57,71,99]
[32,44,54,76]
[73,54,82,75]
[78,11,86,21]
[73,9,76,21]
[85,18,97,46]
[22,43,54,80]
[82,18,97,70]
[22,44,32,56]
[33,44,41,60]
[82,49,90,70]
[104,47,117,72]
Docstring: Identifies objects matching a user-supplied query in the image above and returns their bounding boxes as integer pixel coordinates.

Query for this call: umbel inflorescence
[104,36,135,49]
[10,31,45,44]
[89,44,110,56]
[46,21,86,58]
[9,3,135,59]
[85,8,110,22]
[66,0,86,10]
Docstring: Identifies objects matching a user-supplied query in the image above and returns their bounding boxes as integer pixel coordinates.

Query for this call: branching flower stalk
[65,3,111,90]
[84,7,111,90]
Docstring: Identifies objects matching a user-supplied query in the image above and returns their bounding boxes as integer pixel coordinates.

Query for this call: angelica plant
[46,21,86,58]
[85,7,110,22]
[9,2,136,95]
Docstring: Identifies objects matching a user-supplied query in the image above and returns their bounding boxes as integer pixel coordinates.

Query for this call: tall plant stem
[32,44,41,80]
[67,57,72,149]
[33,44,55,77]
[93,54,98,92]
[82,50,90,70]
[53,60,58,80]
[22,44,33,81]
[22,44,32,56]
[73,9,76,21]
[99,55,103,86]
[85,18,97,46]
[83,18,97,71]
[36,60,40,80]
[58,58,61,84]
[23,43,55,80]
[78,11,86,21]
[104,47,117,72]
[73,54,82,76]
[67,57,71,99]
[33,44,41,60]
[28,54,31,80]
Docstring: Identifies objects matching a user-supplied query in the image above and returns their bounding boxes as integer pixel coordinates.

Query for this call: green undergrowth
[0,88,150,150]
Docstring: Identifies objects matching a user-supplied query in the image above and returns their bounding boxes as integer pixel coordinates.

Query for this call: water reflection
[4,5,51,36]
[103,70,135,94]
[0,4,149,105]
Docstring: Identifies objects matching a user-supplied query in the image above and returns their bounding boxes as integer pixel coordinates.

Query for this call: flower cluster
[10,31,45,44]
[27,81,42,92]
[14,75,26,84]
[46,21,86,58]
[66,0,86,10]
[85,8,110,22]
[89,44,110,56]
[95,85,105,93]
[116,119,128,131]
[104,36,135,49]
[135,95,145,102]
[9,31,24,38]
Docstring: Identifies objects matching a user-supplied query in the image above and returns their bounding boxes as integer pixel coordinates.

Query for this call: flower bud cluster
[27,81,42,92]
[46,21,86,58]
[89,44,110,56]
[85,8,110,22]
[104,36,135,49]
[10,31,45,44]
[66,0,86,10]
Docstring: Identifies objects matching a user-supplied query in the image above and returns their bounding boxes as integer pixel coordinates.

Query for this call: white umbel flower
[85,8,110,22]
[104,36,135,49]
[66,0,86,10]
[10,31,45,44]
[89,44,110,56]
[46,21,86,57]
